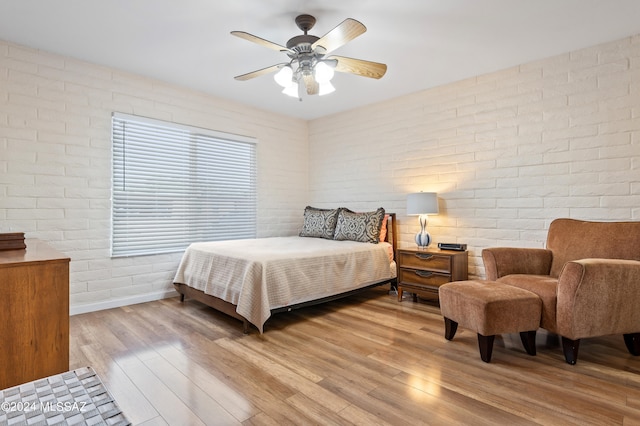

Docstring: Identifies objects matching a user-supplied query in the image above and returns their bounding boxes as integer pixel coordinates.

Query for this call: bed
[173,208,397,333]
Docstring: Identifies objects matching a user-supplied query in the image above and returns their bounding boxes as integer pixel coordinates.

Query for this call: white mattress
[173,236,396,332]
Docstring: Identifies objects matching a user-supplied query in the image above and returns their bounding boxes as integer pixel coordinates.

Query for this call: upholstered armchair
[482,218,640,364]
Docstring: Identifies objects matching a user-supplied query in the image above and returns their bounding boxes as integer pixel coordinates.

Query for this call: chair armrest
[482,247,552,280]
[556,259,640,339]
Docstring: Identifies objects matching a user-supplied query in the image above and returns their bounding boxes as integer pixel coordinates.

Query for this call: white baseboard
[70,289,179,316]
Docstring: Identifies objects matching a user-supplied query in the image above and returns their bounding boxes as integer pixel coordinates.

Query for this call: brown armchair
[482,218,640,364]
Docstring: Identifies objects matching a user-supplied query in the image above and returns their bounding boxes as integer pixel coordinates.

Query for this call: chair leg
[478,334,495,363]
[561,337,580,365]
[623,333,640,356]
[519,330,537,356]
[444,317,458,340]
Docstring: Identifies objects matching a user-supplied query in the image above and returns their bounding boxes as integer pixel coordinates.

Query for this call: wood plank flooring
[69,286,640,425]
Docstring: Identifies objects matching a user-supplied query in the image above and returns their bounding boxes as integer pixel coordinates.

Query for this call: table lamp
[407,192,439,248]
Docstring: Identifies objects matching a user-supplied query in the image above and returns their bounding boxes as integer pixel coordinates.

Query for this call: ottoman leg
[519,330,537,356]
[444,317,458,340]
[477,334,495,363]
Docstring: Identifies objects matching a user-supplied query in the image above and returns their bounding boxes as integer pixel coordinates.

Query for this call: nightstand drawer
[397,251,451,272]
[398,268,451,287]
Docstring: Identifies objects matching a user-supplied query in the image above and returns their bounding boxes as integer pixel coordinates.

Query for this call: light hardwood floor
[69,286,640,425]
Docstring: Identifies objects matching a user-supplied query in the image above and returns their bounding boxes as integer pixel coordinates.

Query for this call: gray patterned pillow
[333,208,385,244]
[299,206,340,239]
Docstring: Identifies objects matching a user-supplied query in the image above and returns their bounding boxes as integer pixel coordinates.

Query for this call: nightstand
[396,247,468,302]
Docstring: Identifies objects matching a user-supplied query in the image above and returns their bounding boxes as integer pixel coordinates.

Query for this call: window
[111,113,257,257]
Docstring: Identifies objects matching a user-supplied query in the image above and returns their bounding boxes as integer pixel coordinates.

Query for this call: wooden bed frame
[174,212,397,333]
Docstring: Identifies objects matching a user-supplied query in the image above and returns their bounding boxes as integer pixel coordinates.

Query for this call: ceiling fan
[231,14,387,98]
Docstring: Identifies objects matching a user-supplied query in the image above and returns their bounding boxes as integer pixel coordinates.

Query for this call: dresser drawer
[397,251,452,273]
[398,268,451,288]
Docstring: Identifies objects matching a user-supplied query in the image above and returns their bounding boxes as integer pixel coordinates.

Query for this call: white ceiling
[1,1,640,120]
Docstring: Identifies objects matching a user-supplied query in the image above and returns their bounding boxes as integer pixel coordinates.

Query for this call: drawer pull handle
[414,253,433,260]
[414,270,434,278]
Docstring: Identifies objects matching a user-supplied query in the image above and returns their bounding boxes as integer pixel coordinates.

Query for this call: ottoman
[439,280,542,363]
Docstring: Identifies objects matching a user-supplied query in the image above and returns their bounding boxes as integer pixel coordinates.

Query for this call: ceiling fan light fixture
[274,65,293,87]
[233,15,387,99]
[282,82,299,98]
[318,81,335,96]
[314,61,335,84]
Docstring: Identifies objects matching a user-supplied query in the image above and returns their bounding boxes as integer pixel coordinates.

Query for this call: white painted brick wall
[3,33,640,309]
[0,40,308,313]
[309,35,640,279]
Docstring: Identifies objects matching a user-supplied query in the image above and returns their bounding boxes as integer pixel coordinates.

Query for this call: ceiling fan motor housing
[287,15,323,56]
[286,35,320,54]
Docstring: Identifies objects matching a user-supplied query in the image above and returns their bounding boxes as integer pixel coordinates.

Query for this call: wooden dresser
[0,239,70,389]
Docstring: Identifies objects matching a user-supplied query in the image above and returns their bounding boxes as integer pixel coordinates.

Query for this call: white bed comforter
[173,236,396,332]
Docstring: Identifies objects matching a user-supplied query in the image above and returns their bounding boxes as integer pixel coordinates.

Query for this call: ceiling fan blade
[311,18,366,55]
[231,31,294,54]
[234,64,284,81]
[303,73,319,95]
[328,55,387,79]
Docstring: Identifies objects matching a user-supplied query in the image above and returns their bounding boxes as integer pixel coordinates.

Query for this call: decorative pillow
[379,214,390,242]
[333,207,386,244]
[299,206,340,239]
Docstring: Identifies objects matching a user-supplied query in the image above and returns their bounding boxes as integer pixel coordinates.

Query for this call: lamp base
[415,231,432,249]
[415,214,432,249]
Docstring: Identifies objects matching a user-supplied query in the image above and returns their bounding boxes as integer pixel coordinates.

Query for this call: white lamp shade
[314,61,335,83]
[282,82,299,97]
[318,81,335,96]
[407,192,439,215]
[274,66,293,87]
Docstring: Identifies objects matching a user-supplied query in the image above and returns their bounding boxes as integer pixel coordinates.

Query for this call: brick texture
[309,35,640,278]
[3,33,640,310]
[0,40,308,312]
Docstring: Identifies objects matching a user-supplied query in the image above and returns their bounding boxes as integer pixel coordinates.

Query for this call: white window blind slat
[111,113,257,257]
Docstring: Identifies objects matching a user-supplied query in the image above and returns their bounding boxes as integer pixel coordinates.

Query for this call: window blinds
[111,113,257,257]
